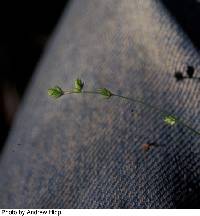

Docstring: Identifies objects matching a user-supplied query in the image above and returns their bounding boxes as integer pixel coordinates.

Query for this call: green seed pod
[48,86,64,99]
[97,88,113,98]
[164,115,177,126]
[74,79,84,92]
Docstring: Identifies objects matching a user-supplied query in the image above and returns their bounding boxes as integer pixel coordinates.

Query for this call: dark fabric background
[0,0,200,208]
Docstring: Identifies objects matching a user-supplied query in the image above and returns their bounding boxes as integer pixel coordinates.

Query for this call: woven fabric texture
[0,0,200,208]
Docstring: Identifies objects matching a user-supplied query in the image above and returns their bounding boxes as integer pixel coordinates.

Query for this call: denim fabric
[0,0,200,208]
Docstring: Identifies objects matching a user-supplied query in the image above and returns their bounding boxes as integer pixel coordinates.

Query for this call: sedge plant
[48,78,200,136]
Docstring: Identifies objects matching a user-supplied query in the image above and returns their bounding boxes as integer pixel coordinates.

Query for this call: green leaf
[97,88,113,98]
[164,115,177,126]
[74,79,84,93]
[48,86,64,99]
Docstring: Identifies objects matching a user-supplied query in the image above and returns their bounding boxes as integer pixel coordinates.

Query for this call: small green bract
[74,79,84,92]
[97,88,113,98]
[164,115,177,126]
[48,86,64,99]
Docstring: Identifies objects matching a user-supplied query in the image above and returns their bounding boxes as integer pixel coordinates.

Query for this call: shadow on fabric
[161,0,200,50]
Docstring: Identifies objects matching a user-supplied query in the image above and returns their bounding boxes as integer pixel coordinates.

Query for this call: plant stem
[112,94,167,117]
[63,89,200,136]
[178,120,200,136]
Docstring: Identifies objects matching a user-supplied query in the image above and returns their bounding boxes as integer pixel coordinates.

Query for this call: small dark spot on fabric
[142,142,159,151]
[186,66,195,78]
[174,71,184,81]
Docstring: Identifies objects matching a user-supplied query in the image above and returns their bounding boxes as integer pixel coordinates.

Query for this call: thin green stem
[64,90,100,95]
[177,120,200,136]
[63,89,200,136]
[64,90,171,117]
[113,94,200,136]
[112,94,168,117]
